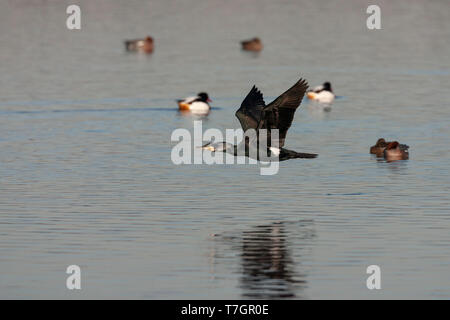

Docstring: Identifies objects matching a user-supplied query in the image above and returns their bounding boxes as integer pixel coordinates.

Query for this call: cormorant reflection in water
[212,221,314,299]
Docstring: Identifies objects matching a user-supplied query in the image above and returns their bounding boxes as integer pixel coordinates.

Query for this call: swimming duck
[370,138,389,156]
[177,92,211,114]
[370,138,409,157]
[383,141,409,161]
[241,37,263,52]
[306,82,335,104]
[124,36,154,53]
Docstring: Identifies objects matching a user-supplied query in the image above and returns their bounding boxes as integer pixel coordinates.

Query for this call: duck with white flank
[383,141,409,161]
[177,92,212,114]
[124,36,154,53]
[307,82,335,104]
[201,78,317,161]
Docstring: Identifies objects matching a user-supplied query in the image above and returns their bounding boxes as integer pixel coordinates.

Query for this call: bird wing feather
[235,85,266,132]
[261,78,308,147]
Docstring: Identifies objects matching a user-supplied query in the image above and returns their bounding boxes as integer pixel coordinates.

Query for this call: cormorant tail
[280,148,318,160]
[293,152,318,159]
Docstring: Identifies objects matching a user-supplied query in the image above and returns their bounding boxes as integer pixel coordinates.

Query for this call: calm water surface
[0,0,449,299]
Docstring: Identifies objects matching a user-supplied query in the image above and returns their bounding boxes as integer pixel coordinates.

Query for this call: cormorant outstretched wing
[235,85,266,132]
[261,78,308,147]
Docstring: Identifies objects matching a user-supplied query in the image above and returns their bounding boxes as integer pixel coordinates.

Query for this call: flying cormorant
[202,78,317,161]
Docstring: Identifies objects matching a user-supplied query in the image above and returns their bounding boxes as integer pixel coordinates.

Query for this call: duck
[241,37,263,52]
[306,82,335,104]
[383,141,409,161]
[124,36,154,53]
[370,138,409,157]
[177,92,211,114]
[370,138,389,156]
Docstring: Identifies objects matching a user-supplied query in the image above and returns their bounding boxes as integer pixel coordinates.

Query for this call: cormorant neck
[224,144,238,156]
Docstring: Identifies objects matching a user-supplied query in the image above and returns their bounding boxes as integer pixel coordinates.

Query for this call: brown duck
[370,138,389,156]
[241,37,263,52]
[383,141,409,161]
[370,138,409,157]
[125,36,154,53]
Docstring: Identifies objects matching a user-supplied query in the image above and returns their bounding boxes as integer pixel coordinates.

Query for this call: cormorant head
[197,92,212,103]
[200,141,232,152]
[201,142,216,152]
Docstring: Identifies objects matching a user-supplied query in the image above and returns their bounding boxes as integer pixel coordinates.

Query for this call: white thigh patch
[269,147,280,156]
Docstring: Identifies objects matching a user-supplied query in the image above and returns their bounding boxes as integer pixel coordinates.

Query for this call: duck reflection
[373,154,409,173]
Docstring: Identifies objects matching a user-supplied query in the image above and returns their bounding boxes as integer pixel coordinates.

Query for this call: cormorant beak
[202,145,215,151]
[197,143,216,151]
